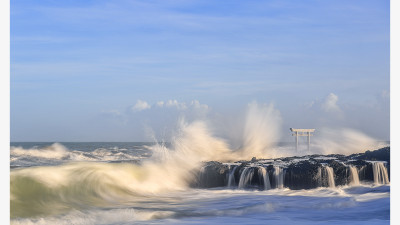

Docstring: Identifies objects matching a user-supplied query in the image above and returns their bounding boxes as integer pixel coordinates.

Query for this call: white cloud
[110,99,209,120]
[321,93,341,113]
[157,99,209,111]
[131,100,151,112]
[165,99,187,110]
[190,100,209,110]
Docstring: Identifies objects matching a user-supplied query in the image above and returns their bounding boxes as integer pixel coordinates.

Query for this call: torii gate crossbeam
[290,128,315,151]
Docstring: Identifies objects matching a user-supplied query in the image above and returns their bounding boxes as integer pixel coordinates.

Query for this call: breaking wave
[11,143,69,160]
[10,101,386,219]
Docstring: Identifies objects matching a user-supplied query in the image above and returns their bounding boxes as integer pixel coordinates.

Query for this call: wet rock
[328,160,348,186]
[350,147,390,162]
[191,161,230,188]
[191,147,390,189]
[284,161,321,190]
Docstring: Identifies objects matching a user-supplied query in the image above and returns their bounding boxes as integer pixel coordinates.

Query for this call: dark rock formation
[191,147,390,190]
[191,161,230,188]
[350,147,390,162]
[328,160,348,186]
[284,161,320,190]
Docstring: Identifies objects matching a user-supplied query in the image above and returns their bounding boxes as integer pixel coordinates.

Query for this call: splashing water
[227,166,238,187]
[273,166,284,189]
[348,165,360,186]
[372,162,389,185]
[258,166,271,190]
[10,120,234,218]
[313,128,382,155]
[238,167,254,189]
[239,102,282,159]
[316,167,323,186]
[10,101,389,221]
[10,107,285,218]
[10,143,69,159]
[324,166,335,188]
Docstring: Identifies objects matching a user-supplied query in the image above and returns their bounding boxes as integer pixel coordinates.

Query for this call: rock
[284,161,321,190]
[191,161,230,188]
[350,147,390,162]
[191,147,390,189]
[328,160,348,186]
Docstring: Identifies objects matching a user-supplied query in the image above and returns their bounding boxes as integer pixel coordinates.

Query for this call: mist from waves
[11,101,384,164]
[10,101,386,219]
[11,118,242,218]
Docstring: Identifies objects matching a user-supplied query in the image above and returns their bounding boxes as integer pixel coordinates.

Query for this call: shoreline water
[10,142,390,224]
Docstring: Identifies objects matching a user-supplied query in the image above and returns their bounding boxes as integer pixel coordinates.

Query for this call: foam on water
[10,120,235,218]
[10,185,390,225]
[10,143,69,160]
[10,143,147,168]
[9,102,390,223]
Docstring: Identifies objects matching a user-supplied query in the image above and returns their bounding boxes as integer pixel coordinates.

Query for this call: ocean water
[10,141,390,225]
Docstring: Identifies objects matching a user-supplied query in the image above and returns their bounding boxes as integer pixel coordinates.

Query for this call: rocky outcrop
[284,161,321,190]
[191,147,390,190]
[350,147,390,162]
[191,161,230,188]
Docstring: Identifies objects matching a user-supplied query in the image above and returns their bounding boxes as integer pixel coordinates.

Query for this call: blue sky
[10,0,390,142]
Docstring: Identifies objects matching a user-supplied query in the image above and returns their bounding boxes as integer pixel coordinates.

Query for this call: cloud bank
[131,100,151,112]
[321,93,341,113]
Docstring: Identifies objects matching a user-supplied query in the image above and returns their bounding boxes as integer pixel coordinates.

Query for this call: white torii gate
[290,128,315,151]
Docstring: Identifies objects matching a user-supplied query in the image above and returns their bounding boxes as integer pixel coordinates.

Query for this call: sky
[10,0,390,142]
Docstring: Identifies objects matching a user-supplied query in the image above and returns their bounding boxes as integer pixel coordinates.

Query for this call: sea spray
[372,162,389,185]
[313,128,380,155]
[239,102,282,159]
[11,111,284,218]
[10,120,233,218]
[348,165,360,186]
[258,166,271,190]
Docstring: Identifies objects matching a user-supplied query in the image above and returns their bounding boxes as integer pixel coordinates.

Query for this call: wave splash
[10,119,236,218]
[10,101,385,218]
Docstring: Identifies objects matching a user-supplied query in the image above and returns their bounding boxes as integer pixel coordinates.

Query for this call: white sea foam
[10,143,144,165]
[10,101,390,223]
[10,185,390,225]
[10,143,69,159]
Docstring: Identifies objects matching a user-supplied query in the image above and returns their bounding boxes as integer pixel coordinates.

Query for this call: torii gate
[290,128,315,151]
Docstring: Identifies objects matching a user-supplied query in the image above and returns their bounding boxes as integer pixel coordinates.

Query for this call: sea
[10,141,390,225]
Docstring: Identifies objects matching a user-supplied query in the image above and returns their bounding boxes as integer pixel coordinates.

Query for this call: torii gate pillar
[290,128,315,151]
